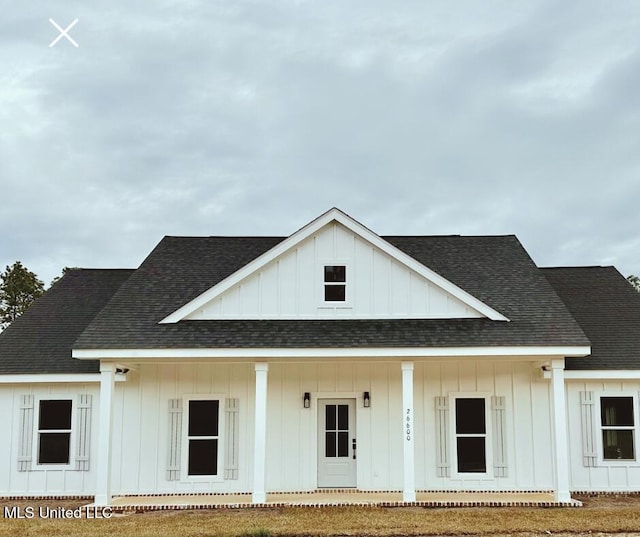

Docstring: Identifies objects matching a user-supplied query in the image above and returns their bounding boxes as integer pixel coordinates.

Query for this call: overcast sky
[1,1,639,286]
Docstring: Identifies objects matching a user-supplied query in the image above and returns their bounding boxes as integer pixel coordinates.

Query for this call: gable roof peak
[159,208,510,324]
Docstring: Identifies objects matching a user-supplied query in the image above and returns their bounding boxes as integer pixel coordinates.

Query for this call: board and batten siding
[183,222,483,320]
[111,363,255,495]
[414,361,553,491]
[0,383,99,496]
[0,360,560,496]
[567,381,640,492]
[106,360,554,495]
[10,371,640,495]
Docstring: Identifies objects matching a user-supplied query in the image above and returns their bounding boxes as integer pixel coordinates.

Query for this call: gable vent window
[324,265,346,302]
[38,400,72,465]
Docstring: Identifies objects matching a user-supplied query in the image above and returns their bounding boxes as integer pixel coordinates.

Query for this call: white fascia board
[160,208,509,324]
[548,370,640,380]
[72,345,590,360]
[181,312,487,320]
[0,373,128,384]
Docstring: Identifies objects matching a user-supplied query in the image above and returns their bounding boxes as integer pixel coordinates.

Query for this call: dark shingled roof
[73,235,589,350]
[0,269,134,374]
[543,267,640,370]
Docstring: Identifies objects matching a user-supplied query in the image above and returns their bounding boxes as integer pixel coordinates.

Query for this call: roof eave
[72,345,590,360]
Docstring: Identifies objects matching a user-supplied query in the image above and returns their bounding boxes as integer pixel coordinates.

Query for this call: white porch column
[95,362,116,506]
[401,362,416,502]
[252,363,269,504]
[550,358,571,502]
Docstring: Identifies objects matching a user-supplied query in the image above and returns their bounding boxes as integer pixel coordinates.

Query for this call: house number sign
[406,408,412,441]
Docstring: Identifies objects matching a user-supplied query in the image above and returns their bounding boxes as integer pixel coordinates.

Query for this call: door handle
[352,438,357,460]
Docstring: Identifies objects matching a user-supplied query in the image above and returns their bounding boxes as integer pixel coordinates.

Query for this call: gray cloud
[1,0,639,286]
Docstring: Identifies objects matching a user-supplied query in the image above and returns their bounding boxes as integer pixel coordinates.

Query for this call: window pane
[325,285,346,302]
[326,405,336,430]
[455,398,485,434]
[326,432,337,457]
[188,439,218,475]
[603,430,635,460]
[324,266,346,282]
[338,432,349,457]
[39,433,70,464]
[337,405,349,431]
[39,400,72,430]
[601,397,634,426]
[457,437,486,473]
[189,400,219,436]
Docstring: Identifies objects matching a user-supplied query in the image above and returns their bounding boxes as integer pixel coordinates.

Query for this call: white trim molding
[0,374,128,384]
[560,370,640,380]
[72,345,591,361]
[159,208,510,324]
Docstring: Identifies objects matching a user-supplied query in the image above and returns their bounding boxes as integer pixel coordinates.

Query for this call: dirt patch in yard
[575,493,640,508]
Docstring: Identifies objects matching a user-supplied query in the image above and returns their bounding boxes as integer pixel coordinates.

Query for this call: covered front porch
[91,355,578,506]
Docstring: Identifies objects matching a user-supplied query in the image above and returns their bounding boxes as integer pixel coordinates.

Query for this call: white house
[1,208,639,506]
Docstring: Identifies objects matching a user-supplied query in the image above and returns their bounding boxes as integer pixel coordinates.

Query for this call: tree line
[1,261,640,331]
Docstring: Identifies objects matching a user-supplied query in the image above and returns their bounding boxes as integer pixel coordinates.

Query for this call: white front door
[317,399,357,488]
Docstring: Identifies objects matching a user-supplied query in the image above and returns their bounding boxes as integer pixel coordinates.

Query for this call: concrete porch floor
[107,490,581,511]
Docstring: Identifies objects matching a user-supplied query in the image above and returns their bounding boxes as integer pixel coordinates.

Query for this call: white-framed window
[35,399,73,466]
[324,265,346,302]
[599,395,636,462]
[451,393,491,477]
[318,262,352,308]
[182,396,225,480]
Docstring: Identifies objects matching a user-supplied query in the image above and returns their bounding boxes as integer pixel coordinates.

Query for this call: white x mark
[49,18,79,48]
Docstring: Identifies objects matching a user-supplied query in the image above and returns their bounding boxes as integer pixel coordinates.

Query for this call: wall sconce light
[363,391,370,408]
[303,392,311,409]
